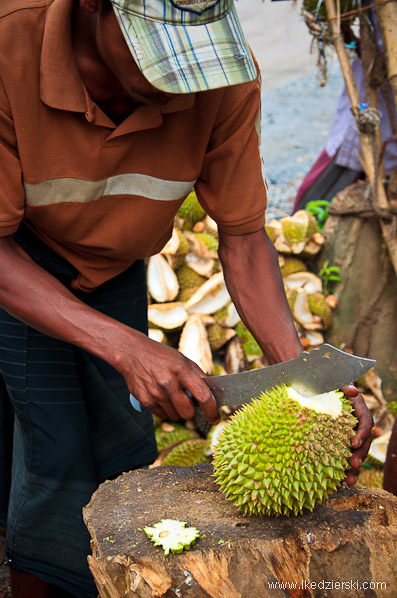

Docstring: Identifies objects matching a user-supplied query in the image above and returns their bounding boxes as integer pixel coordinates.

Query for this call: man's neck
[71,3,138,123]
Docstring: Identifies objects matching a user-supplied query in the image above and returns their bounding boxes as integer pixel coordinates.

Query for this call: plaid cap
[110,0,257,93]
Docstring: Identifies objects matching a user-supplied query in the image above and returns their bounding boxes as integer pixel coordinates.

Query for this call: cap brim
[112,4,257,94]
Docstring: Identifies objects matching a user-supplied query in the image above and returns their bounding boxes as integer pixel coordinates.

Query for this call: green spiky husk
[308,292,333,329]
[155,424,199,453]
[176,265,207,290]
[234,322,262,358]
[280,257,307,278]
[282,220,307,245]
[178,191,206,224]
[306,212,319,239]
[162,438,211,466]
[387,401,397,418]
[213,385,356,517]
[192,232,219,251]
[207,323,232,351]
[357,467,383,489]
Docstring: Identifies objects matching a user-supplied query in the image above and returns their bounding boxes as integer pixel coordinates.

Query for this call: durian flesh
[213,385,357,517]
[144,519,201,555]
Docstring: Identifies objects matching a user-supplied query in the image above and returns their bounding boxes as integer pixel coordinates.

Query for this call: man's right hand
[114,332,220,423]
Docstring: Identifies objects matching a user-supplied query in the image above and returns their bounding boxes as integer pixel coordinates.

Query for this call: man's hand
[119,333,220,424]
[342,385,374,485]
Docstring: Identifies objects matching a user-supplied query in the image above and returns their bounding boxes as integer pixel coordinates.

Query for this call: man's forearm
[218,228,302,365]
[0,236,141,376]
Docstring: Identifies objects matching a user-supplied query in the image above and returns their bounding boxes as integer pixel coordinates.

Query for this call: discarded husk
[161,438,211,466]
[178,190,206,224]
[155,423,200,453]
[301,240,322,258]
[274,233,295,254]
[147,302,188,330]
[148,329,166,344]
[147,254,179,302]
[185,253,215,277]
[178,314,214,374]
[207,323,236,351]
[184,231,218,259]
[357,467,384,488]
[283,271,323,295]
[205,215,218,233]
[326,294,338,310]
[160,228,180,255]
[215,302,241,328]
[280,256,307,278]
[176,265,206,290]
[293,289,321,330]
[224,336,247,374]
[184,272,231,315]
[308,292,333,329]
[304,330,325,346]
[366,431,391,467]
[235,322,262,361]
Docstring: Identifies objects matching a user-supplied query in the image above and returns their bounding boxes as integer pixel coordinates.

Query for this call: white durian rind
[213,385,357,517]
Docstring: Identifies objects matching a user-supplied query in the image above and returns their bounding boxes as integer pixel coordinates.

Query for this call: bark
[83,464,397,598]
[316,198,397,402]
[375,0,397,112]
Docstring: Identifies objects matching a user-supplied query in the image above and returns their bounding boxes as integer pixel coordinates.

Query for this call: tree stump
[315,187,397,401]
[83,464,397,598]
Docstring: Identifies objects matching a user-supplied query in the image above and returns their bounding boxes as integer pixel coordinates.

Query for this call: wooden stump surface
[83,464,397,598]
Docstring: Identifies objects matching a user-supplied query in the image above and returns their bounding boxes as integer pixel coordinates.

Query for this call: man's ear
[79,0,101,13]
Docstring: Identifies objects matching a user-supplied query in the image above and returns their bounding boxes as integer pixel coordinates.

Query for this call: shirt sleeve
[195,74,267,235]
[0,75,25,237]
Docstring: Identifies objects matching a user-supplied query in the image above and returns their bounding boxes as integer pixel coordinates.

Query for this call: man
[0,0,373,596]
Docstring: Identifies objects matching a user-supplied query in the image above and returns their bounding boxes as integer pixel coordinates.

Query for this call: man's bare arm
[0,235,219,422]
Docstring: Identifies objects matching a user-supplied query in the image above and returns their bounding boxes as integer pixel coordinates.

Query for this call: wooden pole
[325,0,397,274]
[375,0,397,112]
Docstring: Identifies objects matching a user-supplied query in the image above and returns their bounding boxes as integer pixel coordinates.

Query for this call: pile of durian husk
[147,191,395,488]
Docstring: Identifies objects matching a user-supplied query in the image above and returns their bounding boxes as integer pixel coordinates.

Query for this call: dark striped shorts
[0,226,157,597]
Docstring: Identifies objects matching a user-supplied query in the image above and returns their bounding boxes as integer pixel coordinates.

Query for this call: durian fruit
[280,257,307,278]
[308,292,333,330]
[293,289,322,330]
[155,422,199,453]
[387,401,397,418]
[178,190,206,225]
[192,232,219,252]
[357,467,383,489]
[213,385,357,517]
[144,519,201,555]
[161,438,211,466]
[185,253,215,277]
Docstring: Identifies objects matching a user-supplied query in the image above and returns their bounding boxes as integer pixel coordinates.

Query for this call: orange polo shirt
[0,0,267,291]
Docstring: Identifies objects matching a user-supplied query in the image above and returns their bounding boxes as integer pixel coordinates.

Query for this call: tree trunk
[83,464,397,598]
[315,188,397,402]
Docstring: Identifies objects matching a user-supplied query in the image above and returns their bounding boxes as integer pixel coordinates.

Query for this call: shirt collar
[40,0,195,133]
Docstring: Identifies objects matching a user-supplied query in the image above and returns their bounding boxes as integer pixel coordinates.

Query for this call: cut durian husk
[283,271,323,295]
[293,289,322,330]
[185,253,214,277]
[215,302,241,328]
[147,254,179,303]
[205,215,218,233]
[148,328,166,344]
[160,228,180,255]
[148,302,188,330]
[304,330,324,346]
[184,272,231,315]
[184,231,218,259]
[178,314,214,374]
[366,430,391,467]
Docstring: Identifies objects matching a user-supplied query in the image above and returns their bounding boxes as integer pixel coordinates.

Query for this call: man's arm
[0,235,219,423]
[218,227,373,481]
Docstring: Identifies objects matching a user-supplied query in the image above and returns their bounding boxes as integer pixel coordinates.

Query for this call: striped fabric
[112,0,257,93]
[0,228,157,596]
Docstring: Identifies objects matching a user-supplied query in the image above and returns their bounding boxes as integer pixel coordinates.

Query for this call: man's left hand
[342,384,374,485]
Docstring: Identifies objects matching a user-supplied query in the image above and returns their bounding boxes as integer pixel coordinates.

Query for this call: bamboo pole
[325,0,397,274]
[375,0,397,112]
